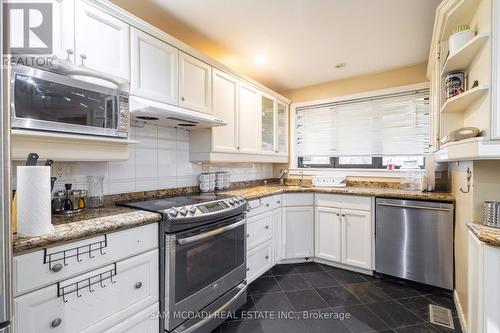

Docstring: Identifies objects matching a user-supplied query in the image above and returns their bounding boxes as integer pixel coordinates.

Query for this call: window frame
[290,82,431,170]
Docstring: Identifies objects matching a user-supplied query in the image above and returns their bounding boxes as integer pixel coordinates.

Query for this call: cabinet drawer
[315,194,372,211]
[247,196,274,217]
[14,250,159,333]
[272,195,282,209]
[282,193,314,206]
[247,212,273,250]
[103,302,159,333]
[247,241,273,284]
[14,223,158,296]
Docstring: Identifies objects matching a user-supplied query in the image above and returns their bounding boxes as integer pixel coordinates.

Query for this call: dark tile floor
[212,262,462,333]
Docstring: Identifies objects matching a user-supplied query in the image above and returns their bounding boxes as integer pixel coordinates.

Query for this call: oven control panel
[199,201,230,213]
[166,197,246,220]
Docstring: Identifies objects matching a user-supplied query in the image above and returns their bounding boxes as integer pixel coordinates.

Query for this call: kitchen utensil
[44,159,53,167]
[63,184,74,211]
[483,201,500,228]
[86,176,104,208]
[52,191,66,213]
[25,152,39,166]
[400,160,423,191]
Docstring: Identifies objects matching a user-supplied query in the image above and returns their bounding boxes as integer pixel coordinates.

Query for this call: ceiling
[115,0,440,92]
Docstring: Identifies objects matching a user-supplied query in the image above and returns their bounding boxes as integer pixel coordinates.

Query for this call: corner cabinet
[130,27,178,105]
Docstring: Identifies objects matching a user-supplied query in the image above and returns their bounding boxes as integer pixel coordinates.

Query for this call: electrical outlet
[52,163,73,180]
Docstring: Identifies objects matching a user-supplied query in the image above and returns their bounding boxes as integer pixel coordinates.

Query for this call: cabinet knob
[51,263,63,273]
[277,201,281,204]
[265,225,269,230]
[275,150,279,153]
[246,267,250,271]
[341,214,346,217]
[336,213,340,216]
[65,49,73,61]
[237,146,240,150]
[247,234,250,238]
[51,318,62,328]
[266,203,270,207]
[265,255,269,259]
[181,96,185,101]
[80,53,87,66]
[135,282,143,289]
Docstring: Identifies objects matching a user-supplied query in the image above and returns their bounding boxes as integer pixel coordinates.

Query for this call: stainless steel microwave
[11,66,129,139]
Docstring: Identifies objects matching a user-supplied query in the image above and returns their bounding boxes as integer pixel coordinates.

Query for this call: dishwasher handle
[377,202,452,212]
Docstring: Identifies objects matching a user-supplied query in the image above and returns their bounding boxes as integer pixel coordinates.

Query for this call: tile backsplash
[12,124,274,194]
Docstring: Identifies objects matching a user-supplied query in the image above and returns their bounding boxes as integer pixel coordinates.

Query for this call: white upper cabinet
[179,52,212,113]
[238,82,260,154]
[276,100,289,155]
[341,209,372,270]
[212,69,238,152]
[51,0,75,63]
[130,27,178,104]
[260,93,276,154]
[75,0,130,79]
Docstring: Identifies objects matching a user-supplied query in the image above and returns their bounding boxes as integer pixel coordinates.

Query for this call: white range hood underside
[129,95,226,130]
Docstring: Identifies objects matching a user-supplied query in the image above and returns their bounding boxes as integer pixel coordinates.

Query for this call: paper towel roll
[17,166,53,237]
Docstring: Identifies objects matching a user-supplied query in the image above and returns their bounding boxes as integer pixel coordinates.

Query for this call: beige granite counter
[219,185,455,202]
[468,223,500,247]
[13,206,161,255]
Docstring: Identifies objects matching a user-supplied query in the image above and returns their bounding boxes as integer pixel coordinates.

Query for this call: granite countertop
[13,205,162,255]
[219,185,455,202]
[468,223,500,247]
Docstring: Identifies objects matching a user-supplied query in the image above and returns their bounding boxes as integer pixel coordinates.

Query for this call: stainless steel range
[119,194,248,333]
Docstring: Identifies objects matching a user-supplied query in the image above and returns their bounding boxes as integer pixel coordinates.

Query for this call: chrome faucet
[279,168,289,185]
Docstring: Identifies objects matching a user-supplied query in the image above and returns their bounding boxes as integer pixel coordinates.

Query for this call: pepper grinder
[63,184,74,211]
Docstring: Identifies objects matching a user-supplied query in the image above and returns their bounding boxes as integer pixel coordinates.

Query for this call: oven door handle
[174,283,247,333]
[177,219,246,245]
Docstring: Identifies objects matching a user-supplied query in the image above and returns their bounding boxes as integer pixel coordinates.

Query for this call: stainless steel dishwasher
[375,198,454,290]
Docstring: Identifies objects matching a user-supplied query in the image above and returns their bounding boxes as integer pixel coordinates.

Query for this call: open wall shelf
[441,32,490,75]
[440,85,489,113]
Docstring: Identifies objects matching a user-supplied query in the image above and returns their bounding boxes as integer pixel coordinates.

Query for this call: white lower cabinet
[282,206,314,260]
[247,241,273,284]
[467,230,500,333]
[14,249,159,333]
[104,302,159,333]
[272,206,282,264]
[315,207,342,262]
[247,211,273,250]
[342,209,372,269]
[314,194,373,270]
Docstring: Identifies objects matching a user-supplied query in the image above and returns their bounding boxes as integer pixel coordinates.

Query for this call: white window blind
[296,89,430,158]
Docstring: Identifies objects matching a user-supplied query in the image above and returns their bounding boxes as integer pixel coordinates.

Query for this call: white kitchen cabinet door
[468,231,484,333]
[130,27,178,105]
[260,92,276,154]
[238,82,260,154]
[282,207,314,259]
[104,302,159,333]
[14,250,158,333]
[272,207,282,264]
[179,52,211,113]
[315,207,341,263]
[276,100,288,155]
[247,241,273,284]
[341,209,372,269]
[51,0,76,63]
[75,0,130,79]
[483,245,500,333]
[247,211,273,250]
[212,69,238,152]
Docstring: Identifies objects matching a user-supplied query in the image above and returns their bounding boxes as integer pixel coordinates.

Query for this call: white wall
[12,124,274,195]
